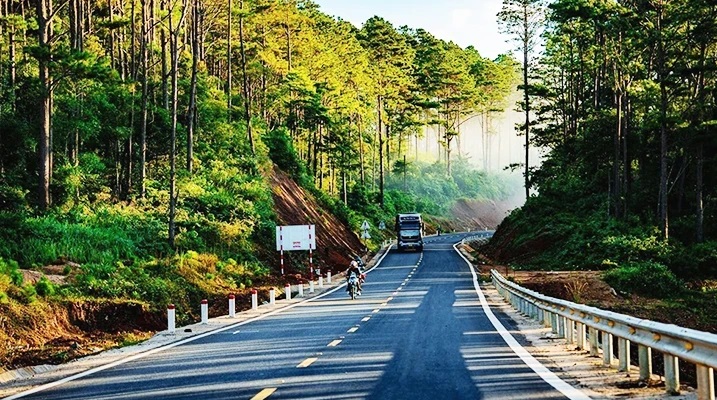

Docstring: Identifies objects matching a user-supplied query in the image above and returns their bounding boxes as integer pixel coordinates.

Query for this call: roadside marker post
[269,288,275,305]
[309,280,315,293]
[319,276,324,288]
[285,283,292,300]
[228,294,236,318]
[201,299,208,324]
[251,289,258,310]
[327,271,332,284]
[298,283,304,297]
[167,304,176,334]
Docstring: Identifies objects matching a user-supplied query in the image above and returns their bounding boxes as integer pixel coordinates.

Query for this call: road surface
[5,232,589,400]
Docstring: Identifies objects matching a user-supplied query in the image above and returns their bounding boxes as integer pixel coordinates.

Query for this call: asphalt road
[6,232,588,400]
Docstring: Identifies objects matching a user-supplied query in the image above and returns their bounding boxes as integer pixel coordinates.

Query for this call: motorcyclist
[345,259,363,295]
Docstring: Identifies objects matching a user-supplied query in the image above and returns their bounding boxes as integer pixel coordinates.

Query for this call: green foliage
[35,276,56,297]
[603,261,683,298]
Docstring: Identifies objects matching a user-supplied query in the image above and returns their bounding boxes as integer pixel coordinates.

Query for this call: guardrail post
[602,332,613,366]
[309,280,315,293]
[551,313,559,334]
[618,338,630,374]
[566,319,574,344]
[200,299,208,324]
[557,316,565,338]
[538,307,545,324]
[269,288,276,305]
[589,327,599,356]
[576,322,585,350]
[664,354,680,395]
[638,345,652,380]
[544,311,552,328]
[228,294,236,318]
[696,365,714,400]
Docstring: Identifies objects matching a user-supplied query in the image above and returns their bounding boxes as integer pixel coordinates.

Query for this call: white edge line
[452,241,592,400]
[5,246,396,400]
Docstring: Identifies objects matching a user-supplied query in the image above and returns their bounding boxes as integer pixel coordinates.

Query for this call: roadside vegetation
[484,0,717,330]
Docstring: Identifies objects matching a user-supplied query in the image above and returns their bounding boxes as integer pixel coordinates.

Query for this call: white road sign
[276,225,316,251]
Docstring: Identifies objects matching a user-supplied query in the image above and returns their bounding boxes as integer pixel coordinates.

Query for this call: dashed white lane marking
[387,297,393,301]
[296,357,318,368]
[327,340,342,347]
[347,327,359,333]
[372,309,380,313]
[361,317,371,322]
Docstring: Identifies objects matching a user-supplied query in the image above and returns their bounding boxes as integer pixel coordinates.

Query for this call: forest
[488,0,717,298]
[0,0,519,317]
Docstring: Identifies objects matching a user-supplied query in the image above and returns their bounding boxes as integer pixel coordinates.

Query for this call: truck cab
[395,213,424,252]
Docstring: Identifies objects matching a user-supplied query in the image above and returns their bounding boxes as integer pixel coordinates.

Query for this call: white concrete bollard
[327,271,332,283]
[269,288,275,305]
[201,299,208,324]
[228,294,236,318]
[167,304,176,334]
[251,289,258,310]
[319,276,324,288]
[285,283,292,300]
[298,283,304,297]
[309,280,315,293]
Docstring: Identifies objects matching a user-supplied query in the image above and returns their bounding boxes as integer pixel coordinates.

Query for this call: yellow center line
[251,388,277,400]
[347,327,359,333]
[297,357,318,368]
[327,339,342,347]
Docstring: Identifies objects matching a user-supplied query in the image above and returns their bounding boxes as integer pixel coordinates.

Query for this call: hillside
[0,167,364,373]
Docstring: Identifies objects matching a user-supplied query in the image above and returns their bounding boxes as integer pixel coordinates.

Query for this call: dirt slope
[269,166,364,274]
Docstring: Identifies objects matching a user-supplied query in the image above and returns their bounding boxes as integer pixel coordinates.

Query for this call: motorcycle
[347,272,360,300]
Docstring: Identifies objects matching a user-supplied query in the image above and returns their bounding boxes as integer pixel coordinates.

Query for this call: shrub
[603,261,682,298]
[35,276,56,297]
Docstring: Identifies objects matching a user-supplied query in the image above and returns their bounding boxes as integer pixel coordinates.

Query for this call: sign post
[276,225,316,278]
[360,220,371,250]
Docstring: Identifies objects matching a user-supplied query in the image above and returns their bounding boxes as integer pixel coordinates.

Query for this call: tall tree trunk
[522,5,531,201]
[377,95,384,207]
[226,0,232,120]
[238,0,254,154]
[168,0,188,249]
[358,114,365,186]
[187,0,200,172]
[37,0,53,210]
[613,90,623,218]
[656,1,668,240]
[139,0,149,198]
[160,0,169,110]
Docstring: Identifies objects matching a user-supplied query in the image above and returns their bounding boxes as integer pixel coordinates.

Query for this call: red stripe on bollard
[201,299,208,304]
[251,289,257,294]
[229,294,235,299]
[168,304,175,309]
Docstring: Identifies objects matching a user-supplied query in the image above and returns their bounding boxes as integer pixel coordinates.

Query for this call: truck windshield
[400,229,421,237]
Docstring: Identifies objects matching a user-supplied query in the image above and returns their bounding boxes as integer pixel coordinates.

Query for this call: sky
[312,0,512,60]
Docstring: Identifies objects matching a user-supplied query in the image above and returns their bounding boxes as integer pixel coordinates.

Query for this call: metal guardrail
[491,270,717,400]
